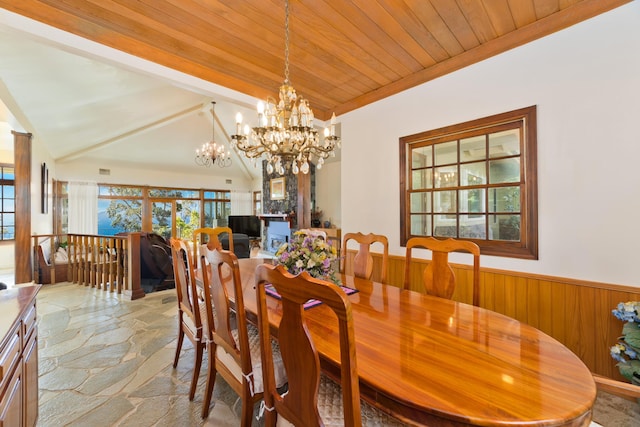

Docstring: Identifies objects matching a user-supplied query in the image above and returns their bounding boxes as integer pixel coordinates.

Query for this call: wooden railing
[32,233,144,300]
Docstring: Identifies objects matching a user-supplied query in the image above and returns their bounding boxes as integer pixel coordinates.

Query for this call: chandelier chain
[284,0,290,84]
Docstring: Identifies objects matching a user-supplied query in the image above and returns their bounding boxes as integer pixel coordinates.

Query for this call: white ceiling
[0,9,339,181]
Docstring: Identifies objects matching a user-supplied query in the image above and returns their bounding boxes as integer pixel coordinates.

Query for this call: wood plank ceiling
[0,0,631,120]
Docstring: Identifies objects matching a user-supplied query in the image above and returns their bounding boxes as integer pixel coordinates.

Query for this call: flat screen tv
[228,215,261,238]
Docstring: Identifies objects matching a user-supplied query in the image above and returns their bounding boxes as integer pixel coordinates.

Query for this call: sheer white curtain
[230,190,252,215]
[68,181,98,234]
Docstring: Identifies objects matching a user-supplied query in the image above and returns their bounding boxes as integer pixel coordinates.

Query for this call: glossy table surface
[218,258,595,426]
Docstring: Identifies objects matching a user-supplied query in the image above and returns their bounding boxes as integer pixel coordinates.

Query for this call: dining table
[212,257,596,427]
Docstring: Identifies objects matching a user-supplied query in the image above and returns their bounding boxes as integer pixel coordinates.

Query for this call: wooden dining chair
[340,232,389,283]
[202,249,287,423]
[193,226,234,266]
[255,264,403,427]
[297,228,327,240]
[169,238,206,401]
[404,236,480,306]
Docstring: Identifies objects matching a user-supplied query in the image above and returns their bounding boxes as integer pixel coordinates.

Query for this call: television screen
[228,215,261,238]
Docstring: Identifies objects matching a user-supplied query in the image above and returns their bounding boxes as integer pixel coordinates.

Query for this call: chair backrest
[255,264,362,426]
[340,232,389,283]
[404,237,480,306]
[170,238,202,334]
[204,248,253,385]
[193,227,234,266]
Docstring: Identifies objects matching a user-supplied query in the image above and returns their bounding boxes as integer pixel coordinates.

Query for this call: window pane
[410,192,431,213]
[2,185,14,198]
[98,199,142,235]
[489,158,520,184]
[489,214,520,241]
[434,167,457,188]
[2,168,14,180]
[152,202,173,240]
[412,169,432,189]
[3,213,14,226]
[99,186,142,197]
[434,190,456,213]
[149,189,195,198]
[434,141,457,166]
[203,201,230,227]
[489,129,520,158]
[176,200,200,240]
[3,198,14,212]
[2,226,14,240]
[204,191,230,200]
[61,198,68,233]
[434,214,456,237]
[460,136,486,162]
[411,214,431,236]
[459,189,484,213]
[460,215,486,239]
[412,146,432,168]
[488,186,520,213]
[460,162,486,186]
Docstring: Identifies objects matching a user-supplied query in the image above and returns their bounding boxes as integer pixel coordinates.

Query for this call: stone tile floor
[27,280,640,426]
[36,282,250,426]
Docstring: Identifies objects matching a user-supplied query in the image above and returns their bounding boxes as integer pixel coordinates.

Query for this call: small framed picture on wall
[270,177,285,200]
[41,162,48,214]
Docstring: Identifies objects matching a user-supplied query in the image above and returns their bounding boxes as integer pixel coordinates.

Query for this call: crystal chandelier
[195,101,232,168]
[230,0,340,176]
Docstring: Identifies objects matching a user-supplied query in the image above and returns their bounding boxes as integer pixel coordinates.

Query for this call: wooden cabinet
[0,285,40,427]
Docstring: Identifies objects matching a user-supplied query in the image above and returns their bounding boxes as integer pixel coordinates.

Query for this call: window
[0,165,15,241]
[253,191,261,216]
[400,106,538,259]
[203,191,231,228]
[97,185,143,235]
[55,184,232,239]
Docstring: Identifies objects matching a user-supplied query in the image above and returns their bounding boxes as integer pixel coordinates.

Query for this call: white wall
[341,2,640,287]
[56,157,257,190]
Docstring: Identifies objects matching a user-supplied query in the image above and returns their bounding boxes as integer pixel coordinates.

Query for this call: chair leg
[189,342,204,400]
[201,344,218,418]
[173,327,184,368]
[240,387,255,427]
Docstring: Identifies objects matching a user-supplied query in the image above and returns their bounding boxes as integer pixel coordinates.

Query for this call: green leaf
[618,360,640,381]
[622,322,640,335]
[625,326,640,349]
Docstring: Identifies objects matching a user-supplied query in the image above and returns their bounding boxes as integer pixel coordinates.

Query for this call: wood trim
[593,374,640,400]
[344,248,640,382]
[13,131,32,284]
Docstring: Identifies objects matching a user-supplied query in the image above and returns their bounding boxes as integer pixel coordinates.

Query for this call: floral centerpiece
[610,301,640,385]
[275,230,340,285]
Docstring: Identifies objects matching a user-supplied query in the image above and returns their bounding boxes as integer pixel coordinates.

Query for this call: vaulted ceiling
[0,0,631,178]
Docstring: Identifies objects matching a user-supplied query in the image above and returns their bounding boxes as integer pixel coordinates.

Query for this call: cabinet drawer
[22,303,36,344]
[0,327,20,391]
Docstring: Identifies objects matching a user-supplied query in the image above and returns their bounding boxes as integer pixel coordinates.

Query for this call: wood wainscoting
[343,250,640,382]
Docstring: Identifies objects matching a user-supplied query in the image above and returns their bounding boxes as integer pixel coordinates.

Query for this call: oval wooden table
[218,258,596,426]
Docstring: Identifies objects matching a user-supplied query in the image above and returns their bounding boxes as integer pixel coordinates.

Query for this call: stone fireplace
[259,214,293,254]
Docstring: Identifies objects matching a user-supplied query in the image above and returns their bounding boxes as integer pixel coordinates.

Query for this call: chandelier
[195,101,232,168]
[230,0,340,176]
